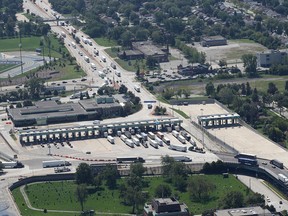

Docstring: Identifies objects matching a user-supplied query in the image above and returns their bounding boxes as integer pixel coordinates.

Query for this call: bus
[238,158,258,166]
[235,153,257,160]
[270,159,284,169]
[116,157,145,163]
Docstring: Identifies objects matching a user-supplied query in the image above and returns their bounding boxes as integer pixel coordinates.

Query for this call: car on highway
[72,80,77,83]
[62,81,67,84]
[81,78,87,81]
[78,51,83,56]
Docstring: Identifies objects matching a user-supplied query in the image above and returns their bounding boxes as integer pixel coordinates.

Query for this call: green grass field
[104,48,119,58]
[94,37,118,47]
[171,108,190,119]
[0,36,67,58]
[0,64,18,73]
[12,175,250,216]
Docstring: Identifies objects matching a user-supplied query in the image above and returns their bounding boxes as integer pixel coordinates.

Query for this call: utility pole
[19,31,23,74]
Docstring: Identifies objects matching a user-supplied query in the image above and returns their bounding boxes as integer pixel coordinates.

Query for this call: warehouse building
[143,198,189,216]
[214,206,272,216]
[8,97,123,127]
[201,36,227,47]
[256,50,287,67]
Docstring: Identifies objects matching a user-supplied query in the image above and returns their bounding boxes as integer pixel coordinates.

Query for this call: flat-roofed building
[201,36,227,47]
[118,50,144,60]
[143,198,189,216]
[8,97,123,127]
[256,50,287,67]
[214,206,272,216]
[132,41,168,63]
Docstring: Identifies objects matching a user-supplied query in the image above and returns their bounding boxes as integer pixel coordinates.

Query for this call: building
[214,206,272,216]
[256,50,287,67]
[43,85,66,93]
[132,41,168,63]
[178,64,210,76]
[8,97,123,127]
[201,36,227,47]
[143,198,189,216]
[117,50,144,60]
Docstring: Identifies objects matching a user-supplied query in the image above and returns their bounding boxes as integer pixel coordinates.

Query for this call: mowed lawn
[0,36,67,58]
[13,174,250,215]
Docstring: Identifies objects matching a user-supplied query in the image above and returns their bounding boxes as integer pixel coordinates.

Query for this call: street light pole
[19,31,23,74]
[201,108,204,145]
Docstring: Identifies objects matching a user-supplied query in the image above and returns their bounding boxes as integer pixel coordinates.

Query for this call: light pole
[19,31,23,74]
[201,108,204,144]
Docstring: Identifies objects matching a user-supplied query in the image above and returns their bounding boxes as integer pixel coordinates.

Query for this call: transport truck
[162,137,170,145]
[136,134,142,141]
[156,132,164,139]
[141,132,148,141]
[120,134,127,142]
[134,85,140,92]
[270,159,284,169]
[107,135,115,144]
[84,56,90,63]
[125,131,132,139]
[148,132,155,140]
[149,140,158,149]
[42,160,71,168]
[177,135,186,144]
[115,70,121,77]
[169,144,187,152]
[172,130,179,138]
[71,42,76,49]
[171,156,192,162]
[181,131,191,141]
[101,56,106,62]
[116,157,145,163]
[1,161,24,169]
[91,63,97,70]
[125,139,134,148]
[82,37,88,44]
[189,138,196,145]
[86,39,93,46]
[278,173,288,185]
[132,137,140,146]
[155,137,163,146]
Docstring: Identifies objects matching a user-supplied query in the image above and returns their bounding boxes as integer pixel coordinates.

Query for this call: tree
[119,84,128,94]
[130,163,146,178]
[76,163,93,185]
[267,82,278,95]
[205,82,215,96]
[26,77,45,99]
[220,191,244,209]
[154,184,172,198]
[16,102,22,108]
[242,54,257,77]
[102,164,118,189]
[92,175,102,190]
[285,80,288,91]
[218,59,227,68]
[188,176,215,201]
[218,87,234,106]
[75,184,88,211]
[146,56,157,69]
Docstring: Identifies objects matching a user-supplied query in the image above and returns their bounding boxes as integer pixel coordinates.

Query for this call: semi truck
[132,137,140,146]
[177,135,186,144]
[125,131,132,139]
[141,132,148,141]
[116,157,145,163]
[169,144,187,152]
[91,63,97,70]
[172,130,179,138]
[270,159,284,169]
[148,132,155,140]
[171,156,192,162]
[1,161,24,169]
[180,131,191,141]
[107,136,115,144]
[115,70,121,77]
[82,37,89,44]
[86,39,93,46]
[134,85,140,92]
[162,137,170,145]
[125,139,134,148]
[156,132,164,139]
[278,174,288,185]
[42,160,71,168]
[120,134,127,142]
[84,56,90,63]
[149,140,158,149]
[155,137,163,146]
[135,134,143,141]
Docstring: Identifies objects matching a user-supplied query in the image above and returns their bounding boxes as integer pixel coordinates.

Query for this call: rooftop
[214,206,272,216]
[132,41,166,56]
[202,35,226,41]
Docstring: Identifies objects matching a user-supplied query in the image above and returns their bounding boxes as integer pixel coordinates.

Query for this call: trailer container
[125,139,134,148]
[132,137,140,146]
[155,137,163,146]
[178,135,186,144]
[141,132,148,141]
[125,131,132,139]
[169,144,187,152]
[148,132,155,140]
[117,131,122,136]
[2,161,24,169]
[278,174,288,184]
[181,131,191,141]
[270,159,284,169]
[162,137,170,145]
[116,157,145,163]
[136,134,142,141]
[171,156,192,162]
[156,132,164,139]
[107,136,115,144]
[149,140,158,149]
[42,160,71,168]
[120,134,127,142]
[172,130,179,138]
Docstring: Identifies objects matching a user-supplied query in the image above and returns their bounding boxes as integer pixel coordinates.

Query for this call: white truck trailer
[101,56,106,62]
[132,137,140,146]
[82,37,88,44]
[169,144,187,152]
[91,63,97,70]
[172,130,179,138]
[42,160,71,168]
[278,174,288,184]
[115,70,121,77]
[1,161,24,168]
[148,132,155,140]
[149,140,158,149]
[107,135,115,144]
[177,135,186,144]
[162,137,171,145]
[141,132,148,141]
[71,42,76,49]
[134,85,140,92]
[155,137,163,146]
[86,39,93,46]
[125,139,134,148]
[84,56,90,63]
[120,134,127,142]
[156,132,164,139]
